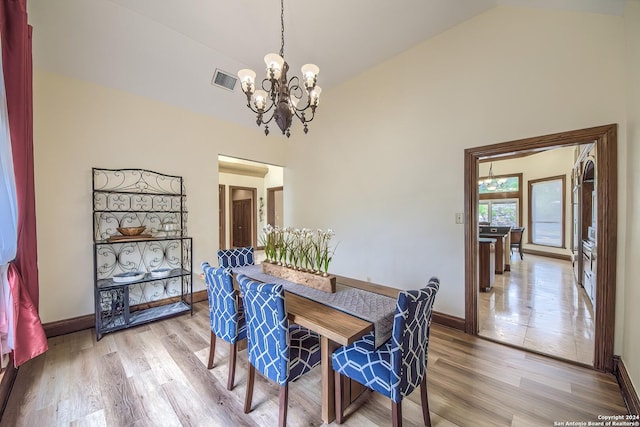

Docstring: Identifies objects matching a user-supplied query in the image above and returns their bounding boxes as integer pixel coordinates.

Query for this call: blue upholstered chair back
[202,262,243,344]
[238,275,290,385]
[217,246,255,268]
[389,277,440,402]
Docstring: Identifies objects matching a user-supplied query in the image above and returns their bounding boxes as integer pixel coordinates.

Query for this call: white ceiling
[27,0,624,130]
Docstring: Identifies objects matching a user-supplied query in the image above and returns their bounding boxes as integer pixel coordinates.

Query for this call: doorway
[464,124,617,372]
[218,155,285,251]
[229,186,257,248]
[267,186,284,227]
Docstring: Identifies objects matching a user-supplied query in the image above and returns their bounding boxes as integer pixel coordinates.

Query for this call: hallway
[479,253,594,365]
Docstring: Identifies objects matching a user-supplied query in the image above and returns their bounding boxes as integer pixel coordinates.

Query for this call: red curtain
[1,0,48,366]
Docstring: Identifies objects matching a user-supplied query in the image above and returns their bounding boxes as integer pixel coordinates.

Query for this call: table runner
[233,264,396,348]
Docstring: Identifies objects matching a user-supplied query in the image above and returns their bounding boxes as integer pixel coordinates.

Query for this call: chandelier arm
[260,109,277,125]
[294,108,316,124]
[260,78,275,94]
[287,77,316,114]
[246,97,277,117]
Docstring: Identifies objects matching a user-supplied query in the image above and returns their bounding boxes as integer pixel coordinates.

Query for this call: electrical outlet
[455,213,464,224]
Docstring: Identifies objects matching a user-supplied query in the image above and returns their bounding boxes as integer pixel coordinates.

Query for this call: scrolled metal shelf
[97,268,191,289]
[93,209,188,213]
[94,190,182,197]
[95,236,191,245]
[93,167,192,341]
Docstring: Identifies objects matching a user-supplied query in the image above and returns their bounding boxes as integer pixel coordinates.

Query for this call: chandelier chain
[280,0,285,57]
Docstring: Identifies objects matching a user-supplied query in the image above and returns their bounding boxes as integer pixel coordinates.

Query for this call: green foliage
[261,225,337,273]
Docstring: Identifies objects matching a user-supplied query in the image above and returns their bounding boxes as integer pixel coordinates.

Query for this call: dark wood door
[232,199,251,247]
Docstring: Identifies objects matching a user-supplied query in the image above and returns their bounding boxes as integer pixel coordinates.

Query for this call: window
[478,172,522,226]
[529,176,566,247]
[479,199,519,227]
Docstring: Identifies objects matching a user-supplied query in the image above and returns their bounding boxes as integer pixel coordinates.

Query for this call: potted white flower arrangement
[260,225,338,292]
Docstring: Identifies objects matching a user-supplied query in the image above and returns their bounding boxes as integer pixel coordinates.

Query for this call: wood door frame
[229,186,258,248]
[219,184,226,249]
[464,124,617,372]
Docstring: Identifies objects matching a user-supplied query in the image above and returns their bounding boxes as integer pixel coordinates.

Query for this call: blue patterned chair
[332,278,440,426]
[217,246,254,269]
[202,262,247,390]
[237,274,321,427]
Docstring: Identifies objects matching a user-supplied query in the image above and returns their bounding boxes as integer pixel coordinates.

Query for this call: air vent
[211,69,237,91]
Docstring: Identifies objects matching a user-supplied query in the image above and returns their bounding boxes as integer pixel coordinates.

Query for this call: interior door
[232,199,252,247]
[267,186,284,227]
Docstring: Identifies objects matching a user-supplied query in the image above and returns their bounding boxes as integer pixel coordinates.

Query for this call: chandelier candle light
[237,0,321,137]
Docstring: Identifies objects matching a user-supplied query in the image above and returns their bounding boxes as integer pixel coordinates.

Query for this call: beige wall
[623,0,640,403]
[285,7,626,323]
[32,70,285,323]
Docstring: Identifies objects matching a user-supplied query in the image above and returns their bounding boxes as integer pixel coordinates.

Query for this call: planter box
[262,263,336,293]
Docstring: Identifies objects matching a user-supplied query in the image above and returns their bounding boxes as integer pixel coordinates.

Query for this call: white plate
[113,271,145,283]
[150,268,171,278]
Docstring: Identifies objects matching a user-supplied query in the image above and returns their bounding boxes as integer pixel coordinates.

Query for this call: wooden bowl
[116,226,146,236]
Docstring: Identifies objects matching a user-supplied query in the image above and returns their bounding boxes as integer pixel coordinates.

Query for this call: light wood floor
[2,300,626,426]
[479,253,594,365]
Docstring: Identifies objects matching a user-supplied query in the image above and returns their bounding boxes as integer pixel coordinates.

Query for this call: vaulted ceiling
[28,0,624,130]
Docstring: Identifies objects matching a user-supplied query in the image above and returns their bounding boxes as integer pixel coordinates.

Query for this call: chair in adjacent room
[217,246,255,269]
[237,274,321,427]
[202,262,247,390]
[510,227,525,260]
[332,278,440,427]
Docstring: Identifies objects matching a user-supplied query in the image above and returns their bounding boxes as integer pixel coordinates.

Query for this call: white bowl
[150,268,172,278]
[113,271,145,283]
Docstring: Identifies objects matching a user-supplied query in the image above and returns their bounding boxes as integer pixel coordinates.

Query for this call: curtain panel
[0,47,18,358]
[1,0,47,367]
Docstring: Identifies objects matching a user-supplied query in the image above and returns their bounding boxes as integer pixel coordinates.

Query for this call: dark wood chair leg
[392,400,402,427]
[420,376,431,427]
[279,384,288,427]
[227,342,237,390]
[335,371,344,424]
[207,332,216,369]
[244,363,255,414]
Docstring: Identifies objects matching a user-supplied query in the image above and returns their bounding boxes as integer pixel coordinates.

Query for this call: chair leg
[334,371,345,424]
[420,376,431,427]
[227,342,238,390]
[207,331,217,369]
[392,400,402,427]
[279,384,288,427]
[244,363,255,414]
[520,250,524,260]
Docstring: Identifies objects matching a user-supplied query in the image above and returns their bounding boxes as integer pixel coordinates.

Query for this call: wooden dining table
[294,275,400,424]
[283,290,372,423]
[221,270,400,424]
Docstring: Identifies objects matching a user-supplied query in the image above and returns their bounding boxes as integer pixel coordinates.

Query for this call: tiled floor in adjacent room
[479,253,594,365]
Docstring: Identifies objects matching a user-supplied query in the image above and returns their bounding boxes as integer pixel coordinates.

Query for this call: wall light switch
[455,213,464,224]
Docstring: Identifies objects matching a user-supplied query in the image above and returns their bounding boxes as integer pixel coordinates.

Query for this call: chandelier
[481,162,506,191]
[237,0,321,137]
